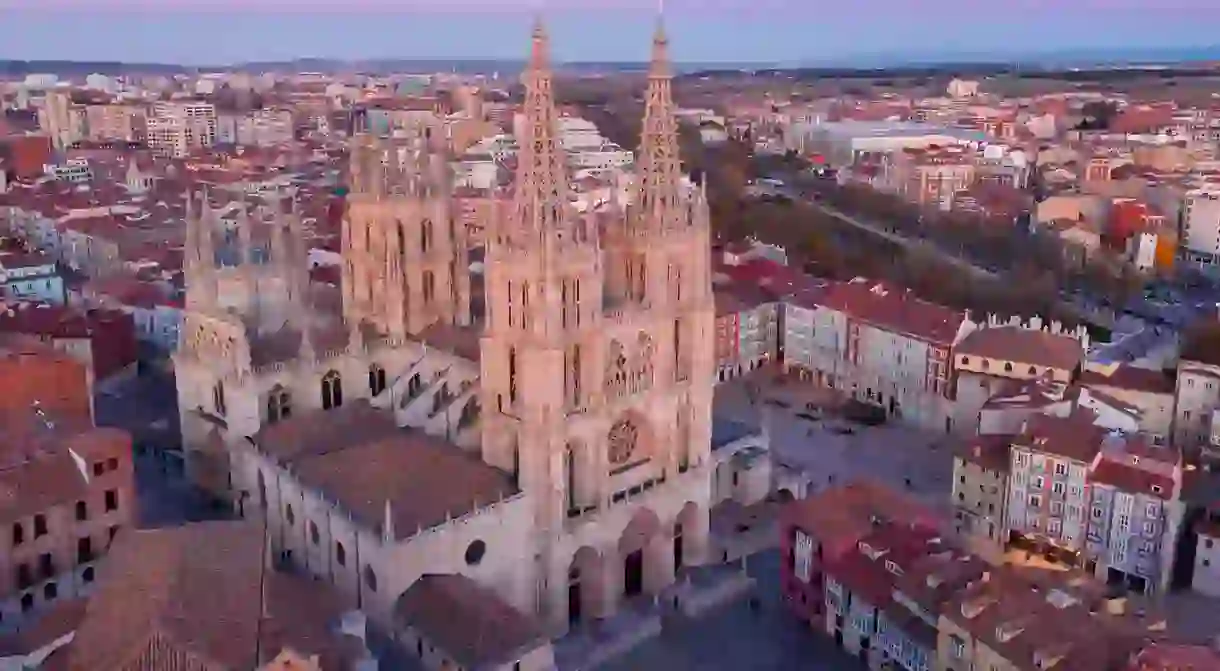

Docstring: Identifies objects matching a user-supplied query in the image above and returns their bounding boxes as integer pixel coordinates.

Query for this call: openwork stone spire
[633,13,684,234]
[509,17,570,246]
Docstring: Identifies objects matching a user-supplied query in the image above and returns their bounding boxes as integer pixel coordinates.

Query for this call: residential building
[781,278,966,431]
[780,481,942,630]
[711,284,778,382]
[37,91,84,151]
[0,301,139,386]
[951,435,1010,562]
[1190,507,1220,598]
[937,569,1143,671]
[1084,433,1184,594]
[0,419,135,629]
[1006,413,1105,565]
[1079,363,1176,440]
[83,103,146,143]
[1173,354,1220,461]
[953,318,1088,434]
[821,522,944,667]
[145,101,218,158]
[1180,188,1220,269]
[0,250,65,304]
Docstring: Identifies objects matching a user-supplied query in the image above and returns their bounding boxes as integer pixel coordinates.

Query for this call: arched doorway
[674,502,701,573]
[568,546,601,625]
[618,509,661,599]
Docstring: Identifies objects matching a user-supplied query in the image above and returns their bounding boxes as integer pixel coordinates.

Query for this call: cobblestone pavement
[600,551,865,671]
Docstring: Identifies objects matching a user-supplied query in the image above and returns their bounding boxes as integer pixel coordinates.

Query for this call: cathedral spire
[185,189,218,310]
[634,11,683,234]
[508,15,569,247]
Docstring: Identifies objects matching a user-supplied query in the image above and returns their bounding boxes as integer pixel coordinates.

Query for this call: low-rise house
[0,419,135,630]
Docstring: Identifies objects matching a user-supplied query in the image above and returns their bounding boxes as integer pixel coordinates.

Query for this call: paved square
[600,551,866,671]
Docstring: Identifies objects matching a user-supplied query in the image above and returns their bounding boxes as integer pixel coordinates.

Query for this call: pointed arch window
[266,385,292,424]
[508,347,519,405]
[321,370,343,410]
[423,271,436,305]
[421,218,433,253]
[369,364,387,396]
[212,381,227,417]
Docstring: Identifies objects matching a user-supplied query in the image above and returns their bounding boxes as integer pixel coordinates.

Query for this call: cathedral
[173,16,717,661]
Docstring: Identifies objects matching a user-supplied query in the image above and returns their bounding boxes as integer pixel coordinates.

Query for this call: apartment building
[1007,413,1105,565]
[83,104,146,143]
[1172,354,1220,461]
[0,420,135,629]
[0,250,65,304]
[1084,433,1184,594]
[37,91,84,150]
[145,101,218,158]
[217,108,295,146]
[1189,503,1220,598]
[712,284,779,382]
[783,278,965,432]
[1079,363,1176,439]
[1180,188,1220,269]
[951,435,1010,562]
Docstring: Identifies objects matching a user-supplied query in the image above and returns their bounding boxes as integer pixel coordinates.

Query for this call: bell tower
[480,18,603,532]
[343,130,471,339]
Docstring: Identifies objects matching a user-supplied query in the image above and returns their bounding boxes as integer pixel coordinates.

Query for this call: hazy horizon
[3,3,1220,65]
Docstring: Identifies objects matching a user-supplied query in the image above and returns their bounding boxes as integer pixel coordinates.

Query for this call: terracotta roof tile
[393,574,546,669]
[956,326,1084,372]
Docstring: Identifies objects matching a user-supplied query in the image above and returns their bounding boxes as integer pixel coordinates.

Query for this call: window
[75,501,88,522]
[105,490,118,512]
[321,370,343,410]
[44,581,57,601]
[1028,495,1042,508]
[1146,503,1159,518]
[34,514,47,538]
[16,564,32,589]
[464,540,487,566]
[266,385,292,423]
[368,365,387,396]
[309,521,320,545]
[20,594,33,612]
[39,553,54,579]
[1052,482,1064,495]
[423,270,435,305]
[364,566,378,592]
[335,541,346,566]
[1035,476,1045,489]
[78,537,93,563]
[951,635,966,658]
[1004,362,1013,373]
[212,381,227,416]
[92,462,105,477]
[285,504,296,526]
[105,458,118,472]
[12,522,23,546]
[82,566,94,583]
[1054,462,1067,476]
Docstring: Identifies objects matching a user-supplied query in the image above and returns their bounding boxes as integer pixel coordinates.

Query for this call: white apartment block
[217,109,295,146]
[1180,189,1220,269]
[1172,358,1220,461]
[146,101,217,158]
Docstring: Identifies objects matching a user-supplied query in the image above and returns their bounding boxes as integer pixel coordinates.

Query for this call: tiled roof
[955,326,1084,372]
[253,401,518,539]
[393,574,546,669]
[68,520,361,671]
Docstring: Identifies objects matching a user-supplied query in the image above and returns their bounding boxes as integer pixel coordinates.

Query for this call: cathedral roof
[393,574,547,670]
[67,521,363,670]
[252,401,519,539]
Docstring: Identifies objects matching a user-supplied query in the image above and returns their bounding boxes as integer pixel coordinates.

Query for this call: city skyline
[3,3,1220,65]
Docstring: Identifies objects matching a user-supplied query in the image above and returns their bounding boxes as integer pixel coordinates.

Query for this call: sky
[2,1,1219,65]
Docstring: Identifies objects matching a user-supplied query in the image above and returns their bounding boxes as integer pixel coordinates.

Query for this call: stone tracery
[607,418,639,465]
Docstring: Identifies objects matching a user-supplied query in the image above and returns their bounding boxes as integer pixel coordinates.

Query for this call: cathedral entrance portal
[568,546,602,625]
[624,550,644,598]
[618,508,663,600]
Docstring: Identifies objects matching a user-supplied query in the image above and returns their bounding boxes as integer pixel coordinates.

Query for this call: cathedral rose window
[608,419,639,465]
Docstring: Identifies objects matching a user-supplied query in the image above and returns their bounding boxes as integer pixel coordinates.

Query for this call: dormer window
[1151,484,1163,495]
[885,560,902,576]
